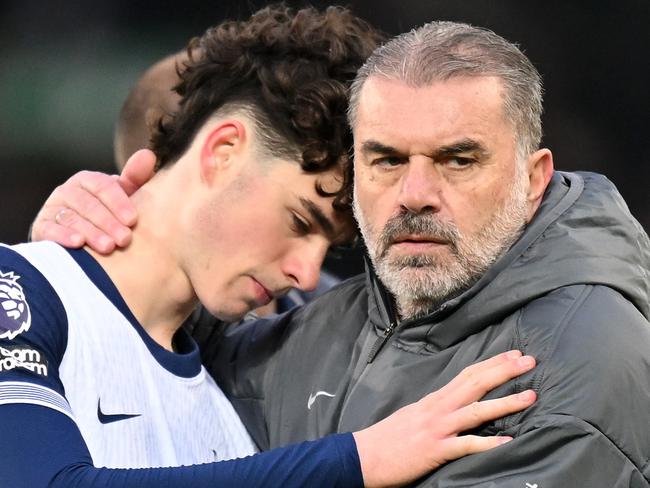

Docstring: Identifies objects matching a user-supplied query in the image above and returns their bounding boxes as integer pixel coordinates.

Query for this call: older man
[32,20,650,486]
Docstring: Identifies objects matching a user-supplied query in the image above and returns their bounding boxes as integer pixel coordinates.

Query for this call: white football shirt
[0,241,257,468]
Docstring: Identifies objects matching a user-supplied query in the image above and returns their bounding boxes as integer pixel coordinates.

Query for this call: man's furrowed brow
[299,197,336,239]
[434,138,489,159]
[360,140,400,156]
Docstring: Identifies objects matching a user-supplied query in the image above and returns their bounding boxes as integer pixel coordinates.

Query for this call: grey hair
[348,21,543,158]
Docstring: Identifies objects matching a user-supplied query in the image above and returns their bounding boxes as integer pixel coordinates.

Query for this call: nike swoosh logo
[97,399,141,424]
[307,390,336,410]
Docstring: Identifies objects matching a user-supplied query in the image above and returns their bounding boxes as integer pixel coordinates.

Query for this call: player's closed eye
[290,213,311,235]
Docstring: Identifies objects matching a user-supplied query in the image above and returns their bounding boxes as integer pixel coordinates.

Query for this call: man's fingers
[444,389,536,434]
[50,207,117,254]
[74,171,137,228]
[58,183,132,247]
[30,169,137,249]
[118,149,157,196]
[435,351,536,410]
[32,221,84,249]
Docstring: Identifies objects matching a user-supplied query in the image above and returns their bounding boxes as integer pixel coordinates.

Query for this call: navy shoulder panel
[0,244,68,395]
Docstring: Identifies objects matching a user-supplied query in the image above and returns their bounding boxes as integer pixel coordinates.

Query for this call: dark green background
[1,1,647,277]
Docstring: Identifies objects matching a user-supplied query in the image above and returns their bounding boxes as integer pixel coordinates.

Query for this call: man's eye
[373,156,403,167]
[446,157,474,168]
[291,214,311,234]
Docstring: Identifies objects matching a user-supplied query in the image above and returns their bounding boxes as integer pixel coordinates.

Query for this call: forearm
[1,404,363,488]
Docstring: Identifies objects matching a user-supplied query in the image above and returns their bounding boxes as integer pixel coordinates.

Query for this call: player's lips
[250,278,273,306]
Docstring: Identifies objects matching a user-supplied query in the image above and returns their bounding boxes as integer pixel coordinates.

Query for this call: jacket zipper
[366,321,397,363]
[366,270,401,363]
[338,275,427,431]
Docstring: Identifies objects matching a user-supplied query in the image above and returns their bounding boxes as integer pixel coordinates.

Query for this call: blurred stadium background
[1,0,648,277]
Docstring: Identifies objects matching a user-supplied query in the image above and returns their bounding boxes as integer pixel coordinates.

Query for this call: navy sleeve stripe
[0,381,73,419]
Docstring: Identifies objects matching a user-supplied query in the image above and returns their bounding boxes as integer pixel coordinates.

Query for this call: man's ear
[199,120,246,185]
[525,148,554,220]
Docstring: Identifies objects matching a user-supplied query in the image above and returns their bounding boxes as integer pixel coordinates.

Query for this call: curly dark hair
[150,4,383,220]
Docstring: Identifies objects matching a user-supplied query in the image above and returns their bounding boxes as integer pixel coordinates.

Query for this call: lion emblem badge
[0,270,32,340]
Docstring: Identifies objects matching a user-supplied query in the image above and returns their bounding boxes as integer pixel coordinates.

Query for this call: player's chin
[205,299,252,324]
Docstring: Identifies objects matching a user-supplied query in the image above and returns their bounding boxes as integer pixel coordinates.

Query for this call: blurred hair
[113,52,185,170]
[151,4,383,215]
[348,21,543,158]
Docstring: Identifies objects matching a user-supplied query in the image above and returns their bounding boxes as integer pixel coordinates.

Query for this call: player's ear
[525,148,554,220]
[199,120,247,186]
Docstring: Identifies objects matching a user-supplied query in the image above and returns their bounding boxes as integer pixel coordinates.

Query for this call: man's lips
[386,235,450,254]
[390,234,449,245]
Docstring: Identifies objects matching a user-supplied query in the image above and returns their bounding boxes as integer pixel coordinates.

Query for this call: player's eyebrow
[299,197,336,240]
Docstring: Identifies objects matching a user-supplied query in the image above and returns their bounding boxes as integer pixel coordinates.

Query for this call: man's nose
[397,158,443,214]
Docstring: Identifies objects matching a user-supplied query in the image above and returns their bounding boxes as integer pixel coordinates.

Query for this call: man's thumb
[118,148,157,195]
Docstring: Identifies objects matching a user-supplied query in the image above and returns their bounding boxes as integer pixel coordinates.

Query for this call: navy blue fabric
[66,247,201,378]
[0,245,68,393]
[0,403,363,488]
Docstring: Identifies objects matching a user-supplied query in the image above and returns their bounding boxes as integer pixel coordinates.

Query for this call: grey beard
[354,173,529,321]
[375,251,483,320]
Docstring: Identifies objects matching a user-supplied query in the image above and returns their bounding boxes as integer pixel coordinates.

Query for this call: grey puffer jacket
[201,171,650,487]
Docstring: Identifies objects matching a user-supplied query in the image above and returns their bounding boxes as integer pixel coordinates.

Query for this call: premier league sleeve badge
[0,270,32,340]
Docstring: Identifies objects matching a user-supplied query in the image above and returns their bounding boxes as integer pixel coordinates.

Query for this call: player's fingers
[52,207,117,254]
[118,149,156,196]
[438,434,513,463]
[60,184,132,247]
[444,389,536,434]
[432,351,535,410]
[423,350,535,411]
[443,350,524,392]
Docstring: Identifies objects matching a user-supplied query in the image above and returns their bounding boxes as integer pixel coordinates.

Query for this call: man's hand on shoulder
[30,149,155,254]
